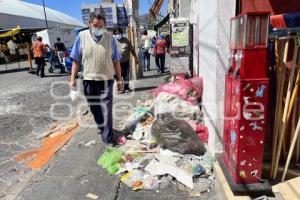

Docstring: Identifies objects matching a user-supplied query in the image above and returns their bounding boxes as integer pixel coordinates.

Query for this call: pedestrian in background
[54,37,66,65]
[165,34,171,54]
[140,30,151,72]
[113,27,139,93]
[32,36,46,78]
[7,40,17,56]
[151,36,156,47]
[154,33,167,74]
[69,13,123,144]
[148,36,157,57]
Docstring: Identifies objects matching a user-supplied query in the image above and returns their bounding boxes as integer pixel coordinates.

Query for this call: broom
[282,117,300,181]
[272,44,299,179]
[271,38,288,176]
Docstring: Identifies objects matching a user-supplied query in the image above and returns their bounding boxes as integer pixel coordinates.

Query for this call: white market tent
[0,0,85,29]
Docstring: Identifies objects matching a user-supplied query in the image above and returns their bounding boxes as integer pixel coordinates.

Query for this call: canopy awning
[0,0,85,28]
[0,26,21,38]
[0,27,47,38]
[19,27,48,34]
[154,13,170,31]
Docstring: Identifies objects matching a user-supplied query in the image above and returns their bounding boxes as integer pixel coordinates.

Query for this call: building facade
[81,3,128,28]
[190,0,236,156]
[169,0,300,157]
[168,0,235,156]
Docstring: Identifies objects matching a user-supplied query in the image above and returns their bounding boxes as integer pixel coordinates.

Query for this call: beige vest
[80,30,114,81]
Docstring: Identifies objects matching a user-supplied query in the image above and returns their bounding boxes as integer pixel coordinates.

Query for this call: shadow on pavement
[142,71,170,79]
[132,86,157,92]
[44,74,69,78]
[141,74,162,79]
[0,68,29,74]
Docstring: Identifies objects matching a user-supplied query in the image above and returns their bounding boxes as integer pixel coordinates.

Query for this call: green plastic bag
[97,147,123,175]
[135,106,150,116]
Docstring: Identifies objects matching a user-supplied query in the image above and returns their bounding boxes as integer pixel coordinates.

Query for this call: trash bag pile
[151,77,203,105]
[98,79,213,196]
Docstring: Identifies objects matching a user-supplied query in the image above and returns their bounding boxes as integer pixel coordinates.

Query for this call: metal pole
[11,30,21,69]
[42,0,49,28]
[189,24,193,77]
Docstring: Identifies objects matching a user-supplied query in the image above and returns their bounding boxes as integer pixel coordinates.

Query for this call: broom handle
[292,91,299,163]
[272,46,299,179]
[287,70,300,123]
[282,39,292,158]
[297,125,300,164]
[295,72,300,164]
[287,70,300,161]
[282,117,300,181]
[271,39,288,176]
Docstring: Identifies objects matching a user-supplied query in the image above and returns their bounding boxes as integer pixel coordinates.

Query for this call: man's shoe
[109,135,126,146]
[97,130,103,135]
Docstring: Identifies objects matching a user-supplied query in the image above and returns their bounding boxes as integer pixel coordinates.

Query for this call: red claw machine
[221,11,272,195]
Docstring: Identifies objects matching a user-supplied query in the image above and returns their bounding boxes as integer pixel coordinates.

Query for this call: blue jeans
[140,49,150,71]
[83,80,114,143]
[121,61,130,90]
[35,57,45,77]
[155,54,165,73]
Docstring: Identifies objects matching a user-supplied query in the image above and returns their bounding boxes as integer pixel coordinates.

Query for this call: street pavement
[0,63,74,199]
[0,58,222,200]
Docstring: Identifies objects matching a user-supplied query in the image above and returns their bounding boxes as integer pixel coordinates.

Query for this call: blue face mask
[115,34,123,40]
[91,27,104,37]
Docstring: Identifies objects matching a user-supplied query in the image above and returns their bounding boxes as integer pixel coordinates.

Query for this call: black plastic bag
[151,114,206,156]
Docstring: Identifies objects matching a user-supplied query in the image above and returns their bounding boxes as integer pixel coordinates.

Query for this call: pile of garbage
[151,77,203,105]
[98,144,213,193]
[98,78,213,196]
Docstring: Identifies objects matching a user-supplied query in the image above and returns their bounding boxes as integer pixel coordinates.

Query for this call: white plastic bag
[154,92,201,121]
[70,89,80,101]
[144,36,151,50]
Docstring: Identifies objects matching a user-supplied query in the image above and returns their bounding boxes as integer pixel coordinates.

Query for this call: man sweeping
[69,13,123,144]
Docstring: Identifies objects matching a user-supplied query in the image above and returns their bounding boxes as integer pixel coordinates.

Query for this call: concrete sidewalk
[13,68,221,200]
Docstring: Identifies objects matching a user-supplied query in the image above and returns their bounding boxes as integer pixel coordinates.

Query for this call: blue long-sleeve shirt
[70,32,121,62]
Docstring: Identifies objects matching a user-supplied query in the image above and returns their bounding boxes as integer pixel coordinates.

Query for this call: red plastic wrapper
[151,77,203,105]
[187,120,209,144]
